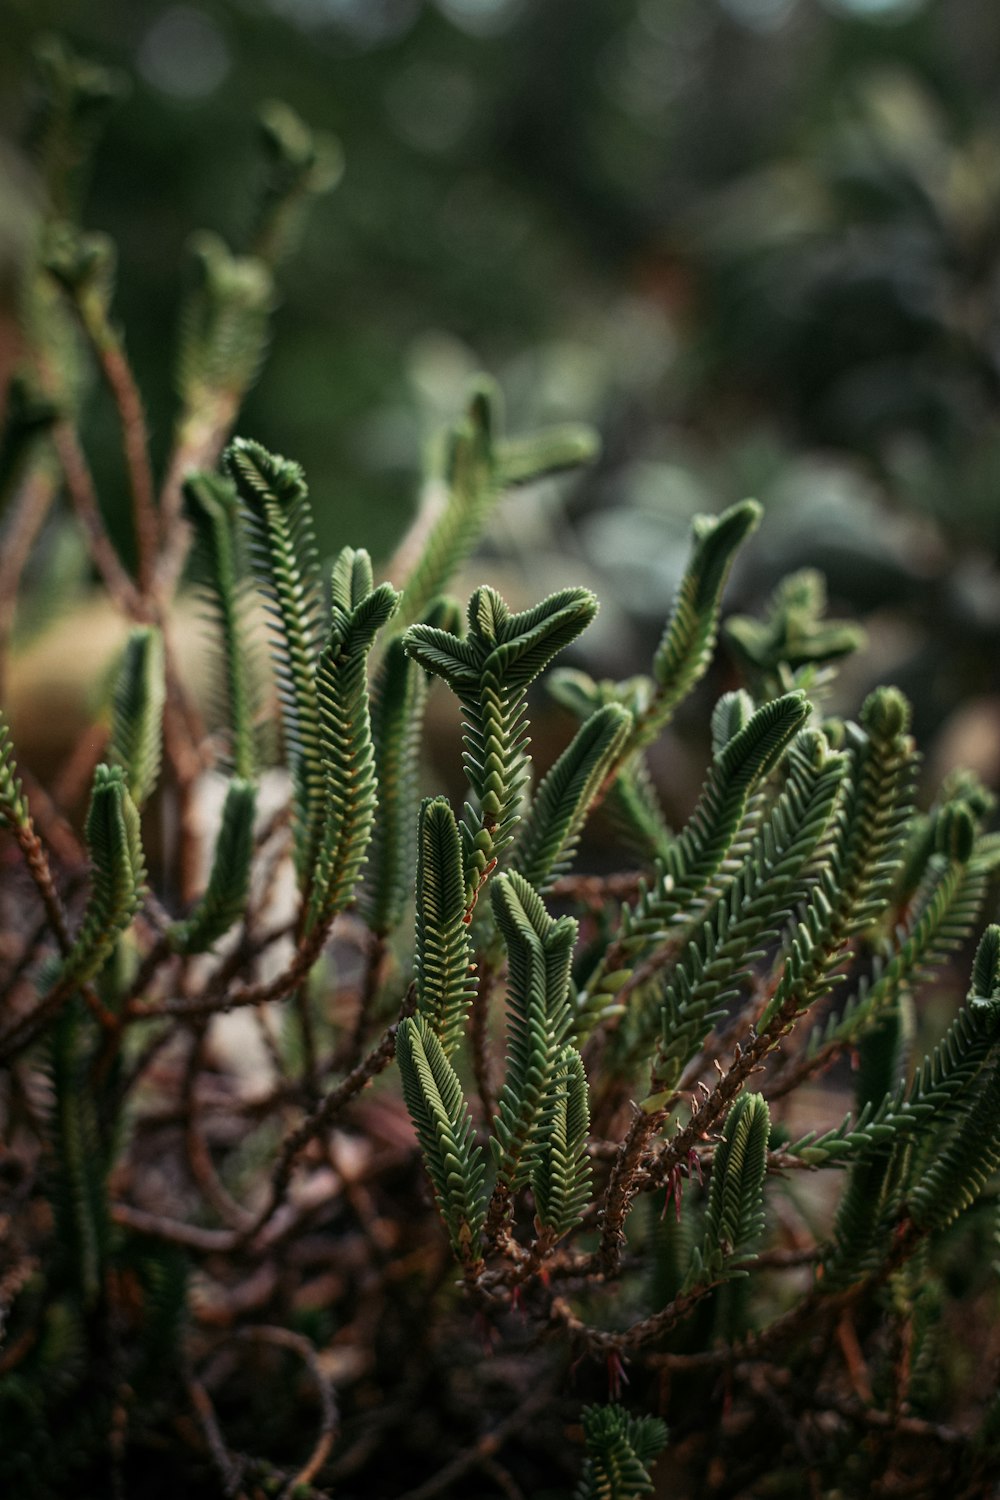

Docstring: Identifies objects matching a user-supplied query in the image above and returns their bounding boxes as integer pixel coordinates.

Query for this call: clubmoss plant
[2,39,1000,1500]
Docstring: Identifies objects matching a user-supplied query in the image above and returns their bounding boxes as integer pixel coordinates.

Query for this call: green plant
[3,40,1000,1500]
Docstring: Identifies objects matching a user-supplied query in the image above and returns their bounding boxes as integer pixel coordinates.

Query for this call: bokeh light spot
[384,62,477,154]
[266,0,420,47]
[434,0,525,39]
[137,7,230,99]
[718,0,799,34]
[823,0,928,21]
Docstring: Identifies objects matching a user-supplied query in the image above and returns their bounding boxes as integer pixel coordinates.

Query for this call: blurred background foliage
[3,0,1000,781]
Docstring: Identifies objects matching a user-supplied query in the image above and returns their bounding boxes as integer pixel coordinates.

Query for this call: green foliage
[413,797,474,1060]
[758,687,917,1033]
[252,100,343,268]
[683,1092,770,1292]
[805,799,996,1062]
[29,33,125,217]
[184,470,258,779]
[128,1244,189,1396]
[514,702,632,892]
[360,597,464,933]
[907,928,1000,1233]
[393,382,599,635]
[169,778,256,954]
[404,584,598,908]
[531,1043,592,1239]
[644,498,761,744]
[576,1404,668,1500]
[575,691,810,1038]
[489,871,578,1195]
[41,221,117,350]
[50,763,144,993]
[600,753,674,865]
[724,568,866,700]
[48,1000,109,1307]
[624,691,811,946]
[7,45,1000,1491]
[395,1015,485,1266]
[177,235,274,410]
[791,931,1000,1286]
[0,711,30,829]
[791,930,1000,1224]
[108,626,164,810]
[306,547,399,934]
[647,728,847,1101]
[225,437,325,886]
[546,501,769,861]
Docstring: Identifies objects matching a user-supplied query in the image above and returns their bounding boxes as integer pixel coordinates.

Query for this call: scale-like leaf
[574,692,810,1038]
[108,626,164,810]
[0,712,30,830]
[490,872,578,1193]
[514,704,632,892]
[184,470,258,779]
[531,1045,592,1238]
[908,925,1000,1231]
[396,1014,485,1265]
[252,99,342,268]
[414,797,475,1058]
[759,687,917,1035]
[641,499,762,745]
[49,764,145,993]
[646,729,847,1101]
[169,778,256,954]
[305,549,399,934]
[405,585,598,909]
[683,1092,770,1292]
[393,382,598,634]
[575,1404,668,1500]
[725,568,865,700]
[226,437,325,884]
[177,235,273,408]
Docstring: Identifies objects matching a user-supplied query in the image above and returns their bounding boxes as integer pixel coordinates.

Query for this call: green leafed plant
[5,38,1000,1500]
[576,1404,668,1500]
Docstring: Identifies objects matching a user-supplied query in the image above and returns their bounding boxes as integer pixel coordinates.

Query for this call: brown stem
[0,912,53,998]
[111,1203,238,1253]
[13,820,73,951]
[596,1104,667,1276]
[241,988,417,1242]
[127,916,333,1021]
[52,421,145,619]
[181,1022,256,1232]
[395,1379,556,1500]
[470,956,498,1125]
[765,1035,848,1103]
[0,966,90,1060]
[341,931,387,1071]
[0,816,116,1055]
[233,1326,338,1497]
[637,970,836,1215]
[548,1277,717,1355]
[0,467,58,700]
[96,340,159,599]
[17,765,87,868]
[680,1216,924,1375]
[187,1375,247,1498]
